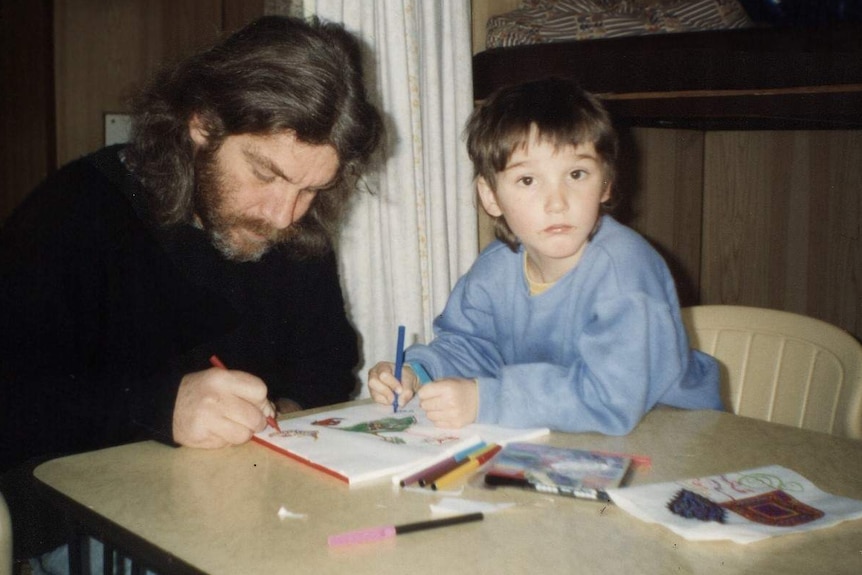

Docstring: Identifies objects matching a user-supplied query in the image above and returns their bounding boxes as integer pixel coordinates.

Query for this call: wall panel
[701,131,862,339]
[0,0,54,224]
[53,0,223,165]
[624,128,704,306]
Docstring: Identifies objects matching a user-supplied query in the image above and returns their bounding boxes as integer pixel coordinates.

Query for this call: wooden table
[33,405,862,575]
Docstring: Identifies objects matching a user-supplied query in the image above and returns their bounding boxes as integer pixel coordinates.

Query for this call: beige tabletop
[34,404,862,575]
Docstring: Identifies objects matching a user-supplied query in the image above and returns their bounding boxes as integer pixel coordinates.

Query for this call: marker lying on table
[430,444,503,491]
[395,441,486,487]
[392,325,406,413]
[327,512,484,547]
[414,441,487,487]
[484,473,611,502]
[208,354,281,432]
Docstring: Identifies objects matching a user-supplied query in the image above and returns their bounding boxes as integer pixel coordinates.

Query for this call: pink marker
[327,512,484,547]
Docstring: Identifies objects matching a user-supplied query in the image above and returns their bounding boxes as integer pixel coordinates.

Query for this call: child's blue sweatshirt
[405,216,722,435]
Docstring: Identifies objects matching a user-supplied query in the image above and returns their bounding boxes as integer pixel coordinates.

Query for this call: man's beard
[193,145,299,262]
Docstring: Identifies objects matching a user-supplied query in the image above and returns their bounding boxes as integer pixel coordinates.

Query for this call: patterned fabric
[486,0,752,48]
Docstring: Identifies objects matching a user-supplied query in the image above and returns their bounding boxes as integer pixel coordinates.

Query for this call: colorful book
[252,403,549,486]
[483,442,632,501]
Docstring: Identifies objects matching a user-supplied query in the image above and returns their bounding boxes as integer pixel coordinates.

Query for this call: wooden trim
[601,84,862,101]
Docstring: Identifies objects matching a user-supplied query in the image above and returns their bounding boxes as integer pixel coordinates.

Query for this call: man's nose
[265,188,301,230]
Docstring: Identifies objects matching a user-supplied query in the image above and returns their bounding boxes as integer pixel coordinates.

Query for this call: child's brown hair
[465,77,618,249]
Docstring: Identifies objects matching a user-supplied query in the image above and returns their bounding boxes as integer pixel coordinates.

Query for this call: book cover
[252,403,549,486]
[484,442,632,501]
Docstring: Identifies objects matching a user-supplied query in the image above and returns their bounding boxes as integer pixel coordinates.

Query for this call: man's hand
[417,377,478,428]
[173,367,274,448]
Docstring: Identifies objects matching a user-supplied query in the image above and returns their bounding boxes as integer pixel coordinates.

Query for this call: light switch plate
[104,113,132,145]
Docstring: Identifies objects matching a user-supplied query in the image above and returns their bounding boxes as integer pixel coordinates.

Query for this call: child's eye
[570,169,588,181]
[517,176,534,186]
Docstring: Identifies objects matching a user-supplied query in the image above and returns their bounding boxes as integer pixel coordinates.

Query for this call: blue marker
[408,362,432,385]
[393,325,406,413]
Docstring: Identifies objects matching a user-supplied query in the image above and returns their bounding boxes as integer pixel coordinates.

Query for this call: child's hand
[367,361,420,409]
[417,378,478,428]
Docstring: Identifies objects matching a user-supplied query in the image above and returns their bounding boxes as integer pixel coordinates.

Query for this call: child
[368,77,722,434]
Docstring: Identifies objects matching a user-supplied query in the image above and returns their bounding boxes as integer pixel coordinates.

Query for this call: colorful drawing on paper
[311,417,344,427]
[310,410,461,446]
[666,470,824,526]
[734,471,803,494]
[721,490,824,527]
[337,415,417,434]
[266,429,319,440]
[334,415,417,444]
[667,489,727,523]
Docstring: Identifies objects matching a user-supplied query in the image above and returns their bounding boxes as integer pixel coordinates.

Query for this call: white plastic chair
[682,305,862,440]
[0,491,11,575]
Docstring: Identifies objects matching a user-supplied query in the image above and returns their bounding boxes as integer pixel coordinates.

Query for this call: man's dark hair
[124,15,383,255]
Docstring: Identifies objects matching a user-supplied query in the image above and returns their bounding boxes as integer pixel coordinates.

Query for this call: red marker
[208,355,281,432]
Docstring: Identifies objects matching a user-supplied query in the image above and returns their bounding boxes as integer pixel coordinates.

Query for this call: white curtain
[273,1,477,394]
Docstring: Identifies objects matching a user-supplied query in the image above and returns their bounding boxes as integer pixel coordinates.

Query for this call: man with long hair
[0,15,382,565]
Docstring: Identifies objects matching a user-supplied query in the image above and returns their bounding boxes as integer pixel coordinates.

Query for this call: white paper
[607,465,862,543]
[253,403,548,486]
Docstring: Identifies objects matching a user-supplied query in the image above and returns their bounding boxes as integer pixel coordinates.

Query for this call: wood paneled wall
[0,0,265,225]
[0,0,54,225]
[621,128,705,307]
[53,0,266,167]
[702,130,862,338]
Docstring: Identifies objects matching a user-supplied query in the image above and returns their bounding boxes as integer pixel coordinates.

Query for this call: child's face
[478,136,610,282]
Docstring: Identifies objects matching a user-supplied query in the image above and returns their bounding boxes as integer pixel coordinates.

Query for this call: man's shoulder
[23,146,130,212]
[2,146,143,250]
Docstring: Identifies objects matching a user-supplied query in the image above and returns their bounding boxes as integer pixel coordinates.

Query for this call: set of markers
[397,441,502,491]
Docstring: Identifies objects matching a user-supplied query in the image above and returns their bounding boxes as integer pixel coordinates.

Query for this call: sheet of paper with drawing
[606,465,862,543]
[252,403,549,485]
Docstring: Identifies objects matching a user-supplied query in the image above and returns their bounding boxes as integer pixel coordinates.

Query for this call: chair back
[0,491,11,575]
[682,305,862,440]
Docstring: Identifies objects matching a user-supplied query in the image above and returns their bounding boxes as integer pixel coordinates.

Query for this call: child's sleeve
[476,292,720,435]
[403,273,504,380]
